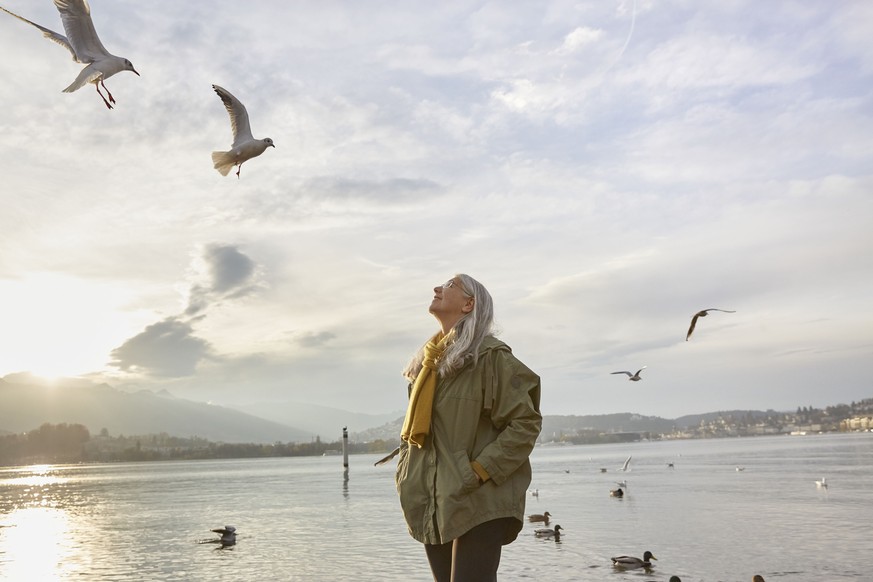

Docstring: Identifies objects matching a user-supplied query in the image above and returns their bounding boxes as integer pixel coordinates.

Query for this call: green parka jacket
[395,335,542,545]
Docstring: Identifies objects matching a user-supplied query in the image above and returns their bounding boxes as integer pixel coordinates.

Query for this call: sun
[0,273,151,379]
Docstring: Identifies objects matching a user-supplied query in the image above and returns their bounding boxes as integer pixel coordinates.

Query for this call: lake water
[1,432,871,581]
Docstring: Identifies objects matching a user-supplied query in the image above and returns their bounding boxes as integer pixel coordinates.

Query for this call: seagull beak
[133,69,141,76]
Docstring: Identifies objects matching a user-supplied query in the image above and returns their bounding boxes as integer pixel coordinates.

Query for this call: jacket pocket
[450,449,481,497]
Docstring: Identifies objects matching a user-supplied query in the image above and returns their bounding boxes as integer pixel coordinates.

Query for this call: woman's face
[429,277,473,322]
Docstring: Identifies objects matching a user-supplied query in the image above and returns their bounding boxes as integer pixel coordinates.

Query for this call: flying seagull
[611,366,646,381]
[619,455,632,472]
[0,0,139,109]
[685,308,736,341]
[211,84,274,178]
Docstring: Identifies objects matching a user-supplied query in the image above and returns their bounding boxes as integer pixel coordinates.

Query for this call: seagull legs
[101,80,116,105]
[236,163,244,179]
[95,82,114,110]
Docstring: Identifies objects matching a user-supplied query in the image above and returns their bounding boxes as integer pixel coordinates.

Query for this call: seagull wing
[635,366,646,376]
[53,0,111,62]
[685,313,701,341]
[0,6,77,61]
[374,446,401,466]
[688,309,735,340]
[213,84,255,147]
[611,371,632,377]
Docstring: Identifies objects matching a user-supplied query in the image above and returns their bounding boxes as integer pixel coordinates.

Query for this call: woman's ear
[462,297,475,314]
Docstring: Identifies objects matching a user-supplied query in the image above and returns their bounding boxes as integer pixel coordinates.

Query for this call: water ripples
[1,434,871,580]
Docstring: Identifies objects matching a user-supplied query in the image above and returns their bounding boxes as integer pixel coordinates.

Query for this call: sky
[0,0,871,420]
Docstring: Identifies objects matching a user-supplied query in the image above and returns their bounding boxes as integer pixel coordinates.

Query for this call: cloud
[3,1,872,419]
[109,317,211,377]
[295,331,337,349]
[302,176,443,204]
[617,32,817,106]
[109,244,261,377]
[185,244,259,317]
[551,27,604,55]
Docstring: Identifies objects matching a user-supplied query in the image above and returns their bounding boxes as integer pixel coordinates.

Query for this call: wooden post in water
[342,426,349,470]
[342,426,350,487]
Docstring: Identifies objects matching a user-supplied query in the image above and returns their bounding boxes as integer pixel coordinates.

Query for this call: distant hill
[352,410,796,443]
[0,377,312,444]
[347,413,686,443]
[541,410,791,439]
[357,414,677,443]
[673,409,781,427]
[353,415,404,442]
[233,400,404,441]
[0,374,805,446]
[542,413,677,439]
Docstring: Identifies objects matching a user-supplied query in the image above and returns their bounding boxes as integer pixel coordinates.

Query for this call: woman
[396,274,542,582]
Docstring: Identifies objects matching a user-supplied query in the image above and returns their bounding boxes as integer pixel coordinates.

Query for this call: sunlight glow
[0,273,152,379]
[0,507,76,580]
[0,464,67,488]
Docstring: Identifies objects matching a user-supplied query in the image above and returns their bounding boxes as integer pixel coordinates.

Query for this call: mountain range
[1,374,786,444]
[349,409,784,443]
[233,400,403,440]
[0,375,311,443]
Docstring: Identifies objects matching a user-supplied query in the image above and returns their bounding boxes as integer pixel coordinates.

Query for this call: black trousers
[424,517,515,582]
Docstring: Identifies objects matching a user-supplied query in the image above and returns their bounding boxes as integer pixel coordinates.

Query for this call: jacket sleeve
[473,349,542,486]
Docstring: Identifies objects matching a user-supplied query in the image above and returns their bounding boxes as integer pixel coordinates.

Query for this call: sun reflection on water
[0,465,95,580]
[2,474,69,488]
[0,464,69,488]
[0,507,78,580]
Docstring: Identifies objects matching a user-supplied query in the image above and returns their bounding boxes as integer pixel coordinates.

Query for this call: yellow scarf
[401,332,449,448]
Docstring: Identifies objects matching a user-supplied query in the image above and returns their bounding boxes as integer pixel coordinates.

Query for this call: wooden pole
[342,426,349,470]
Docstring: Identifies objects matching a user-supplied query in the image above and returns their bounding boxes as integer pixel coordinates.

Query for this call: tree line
[0,422,91,465]
[0,423,399,466]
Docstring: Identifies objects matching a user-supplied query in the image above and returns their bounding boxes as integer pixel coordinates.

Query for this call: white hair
[403,273,495,381]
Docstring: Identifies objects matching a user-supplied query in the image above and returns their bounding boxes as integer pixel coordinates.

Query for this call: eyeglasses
[441,279,471,295]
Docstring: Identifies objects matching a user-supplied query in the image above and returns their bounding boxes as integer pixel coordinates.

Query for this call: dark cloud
[205,244,256,293]
[111,244,259,378]
[109,317,212,377]
[185,244,258,316]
